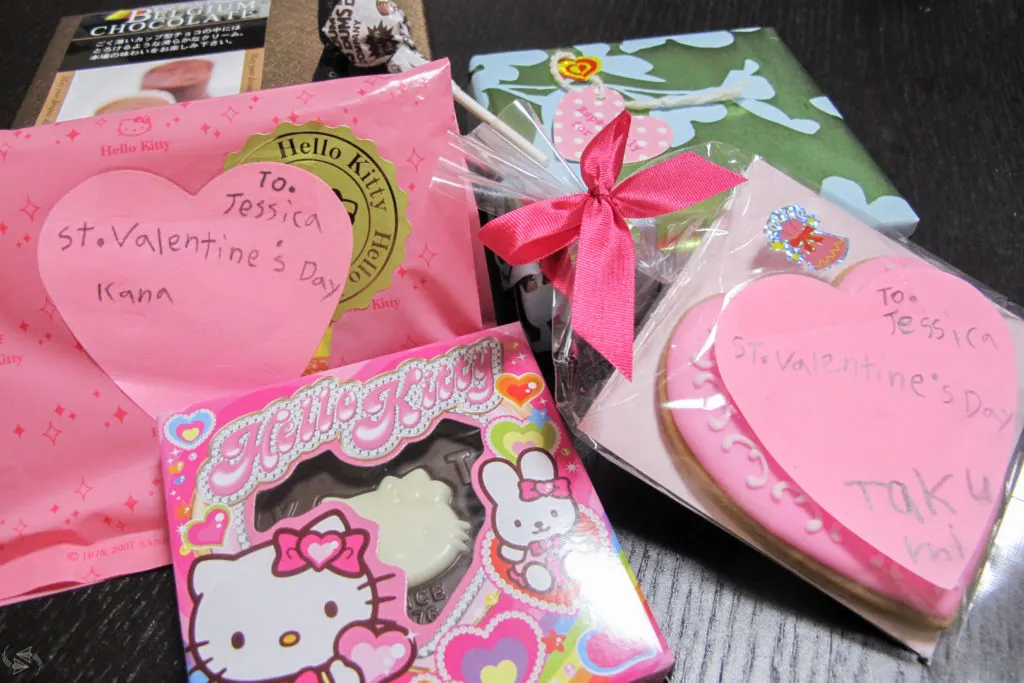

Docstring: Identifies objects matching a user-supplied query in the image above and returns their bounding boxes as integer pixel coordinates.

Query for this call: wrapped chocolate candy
[320,0,423,71]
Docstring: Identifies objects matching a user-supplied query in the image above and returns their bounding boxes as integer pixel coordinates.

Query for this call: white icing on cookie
[692,356,715,371]
[708,405,736,432]
[721,434,769,490]
[771,481,791,501]
[692,371,717,388]
[328,469,471,586]
[690,376,829,532]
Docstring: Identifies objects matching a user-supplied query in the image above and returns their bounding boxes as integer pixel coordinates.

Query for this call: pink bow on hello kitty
[272,529,368,578]
[519,477,571,501]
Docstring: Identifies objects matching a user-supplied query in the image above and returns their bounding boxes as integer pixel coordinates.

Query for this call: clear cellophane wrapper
[435,101,1024,664]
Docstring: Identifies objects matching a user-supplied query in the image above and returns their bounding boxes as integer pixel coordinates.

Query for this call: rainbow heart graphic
[164,409,216,450]
[435,612,545,683]
[486,417,560,462]
[495,373,545,408]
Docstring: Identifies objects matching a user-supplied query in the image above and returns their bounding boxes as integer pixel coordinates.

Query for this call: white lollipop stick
[452,83,550,166]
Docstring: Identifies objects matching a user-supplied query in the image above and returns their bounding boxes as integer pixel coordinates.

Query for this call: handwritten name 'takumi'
[845,468,991,567]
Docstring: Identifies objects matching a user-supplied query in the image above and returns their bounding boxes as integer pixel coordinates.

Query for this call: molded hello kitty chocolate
[161,324,673,682]
[578,159,1024,657]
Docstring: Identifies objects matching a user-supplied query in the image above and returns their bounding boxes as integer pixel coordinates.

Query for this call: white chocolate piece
[328,469,471,586]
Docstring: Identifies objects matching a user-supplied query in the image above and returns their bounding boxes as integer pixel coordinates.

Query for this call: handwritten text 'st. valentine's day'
[55,169,342,305]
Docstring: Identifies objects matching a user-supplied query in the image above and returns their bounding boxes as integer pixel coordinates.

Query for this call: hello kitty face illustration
[186,513,378,683]
[480,448,578,550]
[117,116,152,137]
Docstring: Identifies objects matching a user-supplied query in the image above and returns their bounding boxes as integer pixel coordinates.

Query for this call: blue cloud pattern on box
[469,28,917,235]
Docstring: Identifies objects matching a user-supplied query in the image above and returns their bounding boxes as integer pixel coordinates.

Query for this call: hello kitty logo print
[479,448,581,594]
[118,116,152,137]
[186,510,414,683]
[198,338,504,505]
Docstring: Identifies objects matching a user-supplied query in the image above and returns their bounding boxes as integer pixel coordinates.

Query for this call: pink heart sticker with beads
[552,85,672,164]
[712,265,1017,588]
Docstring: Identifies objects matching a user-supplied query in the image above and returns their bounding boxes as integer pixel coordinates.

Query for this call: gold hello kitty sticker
[226,122,411,318]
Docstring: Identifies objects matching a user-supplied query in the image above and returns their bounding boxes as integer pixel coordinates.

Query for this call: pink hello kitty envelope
[0,60,493,605]
[159,324,673,683]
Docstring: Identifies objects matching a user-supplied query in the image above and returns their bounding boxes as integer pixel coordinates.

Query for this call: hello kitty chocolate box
[158,323,672,683]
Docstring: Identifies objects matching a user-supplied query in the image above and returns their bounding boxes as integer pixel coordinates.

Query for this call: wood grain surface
[2,1,1023,681]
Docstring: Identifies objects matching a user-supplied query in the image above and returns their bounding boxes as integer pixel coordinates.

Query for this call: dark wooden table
[2,1,1023,681]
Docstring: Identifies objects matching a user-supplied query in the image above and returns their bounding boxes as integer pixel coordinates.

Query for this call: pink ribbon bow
[519,477,571,501]
[478,110,746,379]
[528,536,562,555]
[272,529,368,578]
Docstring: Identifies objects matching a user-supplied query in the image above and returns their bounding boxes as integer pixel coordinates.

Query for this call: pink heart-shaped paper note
[552,85,672,164]
[38,163,352,417]
[715,266,1018,588]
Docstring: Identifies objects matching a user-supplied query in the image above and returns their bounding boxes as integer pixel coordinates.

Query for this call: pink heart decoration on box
[435,612,544,683]
[37,162,353,417]
[298,532,343,569]
[552,85,672,164]
[713,265,1017,588]
[183,505,230,550]
[336,622,414,683]
[577,628,656,676]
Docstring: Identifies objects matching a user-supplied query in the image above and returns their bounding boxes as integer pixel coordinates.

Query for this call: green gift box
[469,28,918,235]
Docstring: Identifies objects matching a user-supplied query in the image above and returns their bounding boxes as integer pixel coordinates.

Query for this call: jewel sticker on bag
[764,204,849,271]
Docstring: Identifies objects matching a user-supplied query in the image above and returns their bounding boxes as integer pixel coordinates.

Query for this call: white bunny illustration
[479,448,579,594]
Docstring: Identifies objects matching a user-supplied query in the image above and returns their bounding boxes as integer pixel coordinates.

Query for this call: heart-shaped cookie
[714,265,1016,589]
[38,163,353,417]
[663,258,1016,613]
[552,85,672,164]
